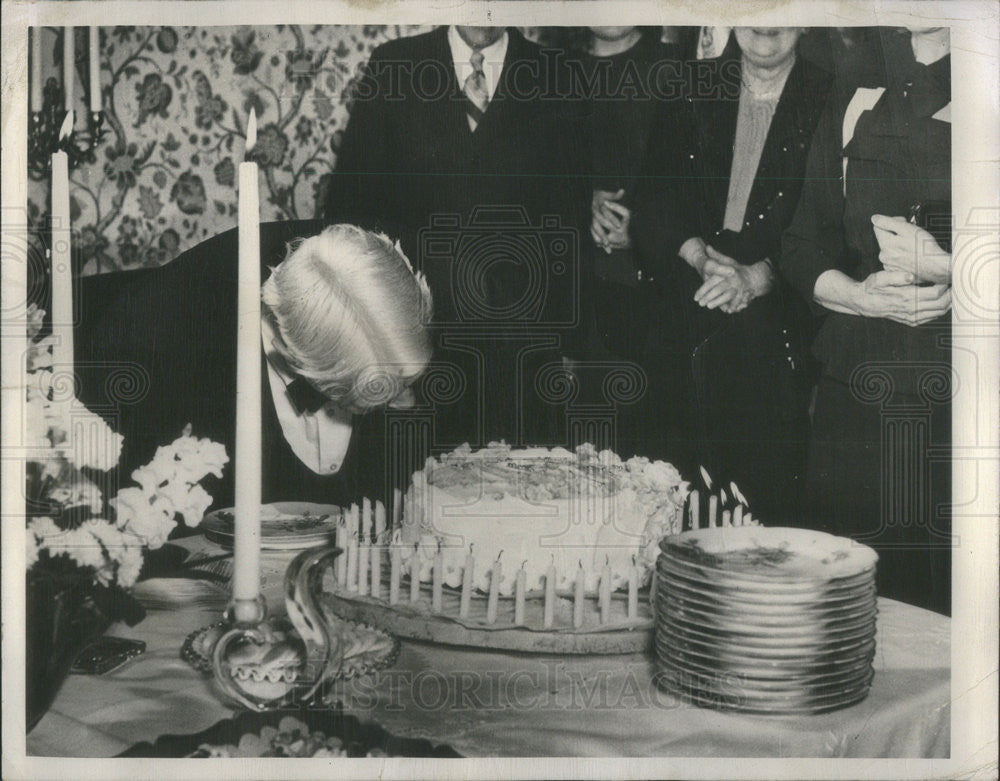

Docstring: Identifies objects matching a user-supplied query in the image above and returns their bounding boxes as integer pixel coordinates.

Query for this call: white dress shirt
[261,318,353,475]
[448,26,509,103]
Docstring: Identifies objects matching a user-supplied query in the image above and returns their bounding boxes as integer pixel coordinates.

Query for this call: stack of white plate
[654,526,878,715]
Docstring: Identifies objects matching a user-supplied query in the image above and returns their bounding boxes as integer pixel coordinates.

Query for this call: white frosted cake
[399,443,689,595]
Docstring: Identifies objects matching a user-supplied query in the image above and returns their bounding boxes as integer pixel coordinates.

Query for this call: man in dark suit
[74,220,432,513]
[323,26,591,449]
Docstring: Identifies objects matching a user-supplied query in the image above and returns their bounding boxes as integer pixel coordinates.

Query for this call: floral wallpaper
[28,25,434,276]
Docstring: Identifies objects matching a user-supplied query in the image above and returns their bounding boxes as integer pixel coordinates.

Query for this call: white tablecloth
[27,540,950,758]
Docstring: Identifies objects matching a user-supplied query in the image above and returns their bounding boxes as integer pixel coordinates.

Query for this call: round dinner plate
[655,658,874,710]
[659,680,873,716]
[654,633,876,679]
[657,552,876,599]
[656,580,877,623]
[203,502,342,550]
[660,526,878,584]
[653,645,875,693]
[655,614,876,655]
[658,600,878,640]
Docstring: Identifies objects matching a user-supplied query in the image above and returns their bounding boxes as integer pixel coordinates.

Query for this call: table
[27,538,951,758]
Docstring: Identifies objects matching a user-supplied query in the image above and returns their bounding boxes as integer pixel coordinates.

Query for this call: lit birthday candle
[514,561,526,625]
[432,540,443,613]
[459,545,475,618]
[573,561,586,629]
[486,552,502,624]
[543,557,556,628]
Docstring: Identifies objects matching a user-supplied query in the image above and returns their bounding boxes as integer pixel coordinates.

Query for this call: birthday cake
[399,442,689,595]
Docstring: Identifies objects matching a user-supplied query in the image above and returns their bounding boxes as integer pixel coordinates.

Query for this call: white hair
[261,224,433,412]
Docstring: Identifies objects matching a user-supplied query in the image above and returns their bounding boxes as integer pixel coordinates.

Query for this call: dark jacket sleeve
[779,94,850,315]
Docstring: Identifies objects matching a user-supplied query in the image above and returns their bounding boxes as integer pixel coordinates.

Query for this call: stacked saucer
[654,526,878,715]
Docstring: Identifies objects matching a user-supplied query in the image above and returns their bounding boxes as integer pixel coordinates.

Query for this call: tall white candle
[62,27,74,112]
[543,559,556,628]
[374,499,387,540]
[50,112,74,373]
[721,509,732,527]
[514,562,526,625]
[459,546,474,618]
[733,504,744,527]
[88,27,100,113]
[486,554,502,624]
[231,110,261,621]
[31,27,43,112]
[389,531,401,604]
[708,494,719,528]
[573,562,585,629]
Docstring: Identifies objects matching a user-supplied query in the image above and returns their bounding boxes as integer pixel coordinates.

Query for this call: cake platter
[318,559,655,655]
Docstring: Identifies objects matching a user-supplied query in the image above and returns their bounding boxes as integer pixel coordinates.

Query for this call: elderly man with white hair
[74,220,433,514]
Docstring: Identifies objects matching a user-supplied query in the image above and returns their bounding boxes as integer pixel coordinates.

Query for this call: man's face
[455,26,506,49]
[734,27,803,70]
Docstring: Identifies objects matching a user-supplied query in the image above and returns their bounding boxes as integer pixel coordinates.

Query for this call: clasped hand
[871,214,951,285]
[591,189,631,253]
[692,245,772,314]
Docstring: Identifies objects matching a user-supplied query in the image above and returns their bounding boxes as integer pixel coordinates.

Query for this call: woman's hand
[871,214,952,285]
[591,189,631,253]
[693,247,774,314]
[814,268,952,326]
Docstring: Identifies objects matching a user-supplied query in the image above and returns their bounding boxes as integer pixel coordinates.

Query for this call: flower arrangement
[25,305,229,591]
[24,304,230,729]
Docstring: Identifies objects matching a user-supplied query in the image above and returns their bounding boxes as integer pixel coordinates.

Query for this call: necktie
[464,50,488,132]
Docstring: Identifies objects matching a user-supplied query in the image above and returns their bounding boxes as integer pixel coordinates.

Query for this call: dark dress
[632,52,832,522]
[321,26,591,449]
[781,32,951,614]
[74,220,396,515]
[584,33,680,364]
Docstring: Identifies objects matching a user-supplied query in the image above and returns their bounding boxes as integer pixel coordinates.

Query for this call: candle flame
[730,481,749,506]
[719,487,728,505]
[59,111,74,141]
[245,108,258,154]
[699,465,713,490]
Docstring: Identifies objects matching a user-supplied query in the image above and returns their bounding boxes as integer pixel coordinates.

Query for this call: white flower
[62,527,108,570]
[115,542,144,587]
[112,487,172,548]
[179,484,213,528]
[28,516,62,541]
[62,409,124,472]
[26,534,39,569]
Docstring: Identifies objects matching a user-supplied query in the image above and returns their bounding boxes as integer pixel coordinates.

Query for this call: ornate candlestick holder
[29,79,106,176]
[208,546,346,711]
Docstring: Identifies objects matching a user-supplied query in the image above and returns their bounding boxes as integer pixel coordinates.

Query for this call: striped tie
[464,49,488,132]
